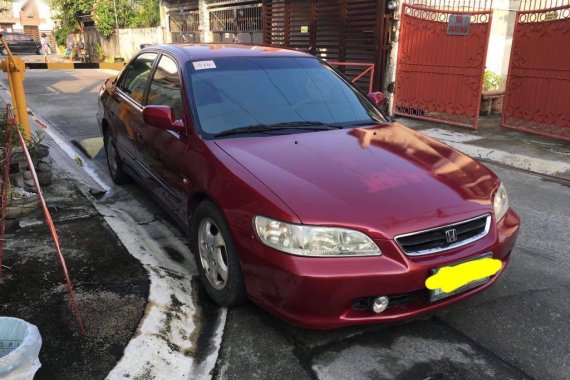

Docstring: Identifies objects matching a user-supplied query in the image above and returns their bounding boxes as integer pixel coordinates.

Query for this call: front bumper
[232,209,520,329]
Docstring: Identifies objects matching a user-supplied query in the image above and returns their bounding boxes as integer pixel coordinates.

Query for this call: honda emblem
[445,229,458,243]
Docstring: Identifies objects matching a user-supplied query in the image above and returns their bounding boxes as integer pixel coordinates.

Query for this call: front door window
[147,55,183,120]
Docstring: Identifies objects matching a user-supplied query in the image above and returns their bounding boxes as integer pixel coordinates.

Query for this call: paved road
[8,70,570,380]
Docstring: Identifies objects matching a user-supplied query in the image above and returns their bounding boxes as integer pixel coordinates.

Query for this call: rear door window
[119,53,158,104]
[146,55,183,120]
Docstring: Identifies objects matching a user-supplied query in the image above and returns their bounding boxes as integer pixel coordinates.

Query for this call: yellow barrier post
[0,35,31,142]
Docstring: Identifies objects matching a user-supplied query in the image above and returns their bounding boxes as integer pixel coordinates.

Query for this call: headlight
[493,182,509,222]
[254,216,381,257]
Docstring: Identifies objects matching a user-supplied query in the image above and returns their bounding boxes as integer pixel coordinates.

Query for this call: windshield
[186,57,386,138]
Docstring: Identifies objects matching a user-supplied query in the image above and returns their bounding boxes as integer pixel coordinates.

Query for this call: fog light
[372,296,389,314]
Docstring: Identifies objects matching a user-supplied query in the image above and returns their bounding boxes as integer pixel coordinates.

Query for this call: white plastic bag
[0,317,42,380]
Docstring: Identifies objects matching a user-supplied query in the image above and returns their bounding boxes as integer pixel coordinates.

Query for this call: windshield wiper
[213,121,342,138]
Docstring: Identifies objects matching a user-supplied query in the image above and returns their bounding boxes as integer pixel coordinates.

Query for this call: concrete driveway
[4,69,570,379]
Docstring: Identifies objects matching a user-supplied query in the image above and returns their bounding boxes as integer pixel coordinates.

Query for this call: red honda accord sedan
[97,44,520,329]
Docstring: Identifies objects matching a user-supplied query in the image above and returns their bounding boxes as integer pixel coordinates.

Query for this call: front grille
[395,214,491,256]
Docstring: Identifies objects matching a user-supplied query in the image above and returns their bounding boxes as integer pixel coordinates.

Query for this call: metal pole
[0,36,31,141]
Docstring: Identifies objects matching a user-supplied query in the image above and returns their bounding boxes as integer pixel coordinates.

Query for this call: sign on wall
[447,15,471,36]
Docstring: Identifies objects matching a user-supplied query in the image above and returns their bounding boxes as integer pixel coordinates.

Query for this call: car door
[5,35,19,53]
[108,52,158,171]
[23,36,38,54]
[136,53,189,223]
[14,34,29,53]
[19,35,35,54]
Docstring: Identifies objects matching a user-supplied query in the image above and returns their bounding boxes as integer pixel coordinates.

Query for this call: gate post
[0,36,31,142]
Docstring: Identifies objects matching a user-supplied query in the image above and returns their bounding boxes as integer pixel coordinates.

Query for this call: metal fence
[501,0,570,140]
[393,2,493,128]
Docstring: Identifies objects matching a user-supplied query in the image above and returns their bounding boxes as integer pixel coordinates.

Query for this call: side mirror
[142,105,185,133]
[368,92,386,107]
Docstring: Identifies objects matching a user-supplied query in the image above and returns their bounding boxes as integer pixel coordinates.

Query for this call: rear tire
[104,131,130,185]
[190,200,248,307]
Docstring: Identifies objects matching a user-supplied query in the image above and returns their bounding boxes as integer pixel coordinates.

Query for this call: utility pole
[113,0,120,58]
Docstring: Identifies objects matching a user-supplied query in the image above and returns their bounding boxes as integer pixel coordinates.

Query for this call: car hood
[215,123,498,239]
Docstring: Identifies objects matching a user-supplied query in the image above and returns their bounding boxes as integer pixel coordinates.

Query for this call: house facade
[0,0,55,41]
[159,1,524,94]
[159,0,395,92]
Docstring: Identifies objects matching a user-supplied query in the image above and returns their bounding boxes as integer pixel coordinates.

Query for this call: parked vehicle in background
[98,44,520,329]
[0,33,42,55]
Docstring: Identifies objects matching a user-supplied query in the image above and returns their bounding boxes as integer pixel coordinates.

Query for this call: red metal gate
[394,1,493,128]
[502,1,570,141]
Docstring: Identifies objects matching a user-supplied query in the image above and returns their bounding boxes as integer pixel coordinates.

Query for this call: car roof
[144,43,313,61]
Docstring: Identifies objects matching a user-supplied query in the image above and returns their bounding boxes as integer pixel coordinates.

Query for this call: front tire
[190,200,247,307]
[104,132,130,184]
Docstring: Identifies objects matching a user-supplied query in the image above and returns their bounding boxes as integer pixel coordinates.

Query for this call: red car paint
[98,44,520,329]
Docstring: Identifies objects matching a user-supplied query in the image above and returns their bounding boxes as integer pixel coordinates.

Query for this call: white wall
[485,0,518,86]
[198,0,212,43]
[37,0,54,32]
[85,27,166,61]
[10,1,23,31]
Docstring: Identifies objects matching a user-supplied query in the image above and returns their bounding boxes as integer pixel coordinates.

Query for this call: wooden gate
[394,1,493,128]
[502,0,570,141]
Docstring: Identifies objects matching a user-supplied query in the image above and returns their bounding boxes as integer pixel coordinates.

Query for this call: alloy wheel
[106,139,118,177]
[198,218,229,290]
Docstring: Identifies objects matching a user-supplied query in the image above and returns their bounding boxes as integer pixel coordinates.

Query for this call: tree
[0,1,11,14]
[93,0,160,38]
[131,0,160,29]
[92,0,136,38]
[51,0,94,45]
[53,0,161,42]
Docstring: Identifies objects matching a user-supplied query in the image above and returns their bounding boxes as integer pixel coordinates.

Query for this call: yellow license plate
[426,256,502,302]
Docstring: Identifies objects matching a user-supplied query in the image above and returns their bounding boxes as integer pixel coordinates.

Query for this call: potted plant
[26,132,52,187]
[95,43,106,62]
[5,186,40,219]
[480,70,505,116]
[10,131,52,188]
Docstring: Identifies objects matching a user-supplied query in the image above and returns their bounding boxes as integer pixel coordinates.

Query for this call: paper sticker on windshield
[193,60,216,70]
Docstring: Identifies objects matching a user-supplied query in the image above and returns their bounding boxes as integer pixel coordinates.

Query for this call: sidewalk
[0,137,149,379]
[398,115,570,181]
[22,54,71,63]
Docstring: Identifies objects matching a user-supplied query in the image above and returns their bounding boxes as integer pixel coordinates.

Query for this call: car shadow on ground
[213,300,530,380]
